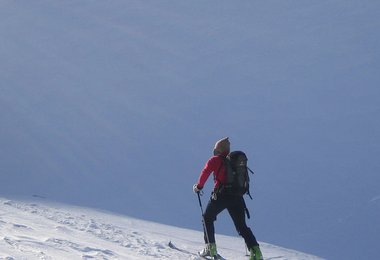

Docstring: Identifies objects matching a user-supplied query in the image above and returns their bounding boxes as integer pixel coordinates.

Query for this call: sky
[1,1,380,259]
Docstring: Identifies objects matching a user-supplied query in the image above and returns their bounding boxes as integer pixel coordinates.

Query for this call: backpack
[216,151,254,198]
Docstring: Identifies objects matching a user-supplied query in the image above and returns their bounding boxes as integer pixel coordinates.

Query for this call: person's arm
[196,157,218,189]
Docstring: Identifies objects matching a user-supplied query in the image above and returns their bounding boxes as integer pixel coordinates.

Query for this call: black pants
[202,193,259,249]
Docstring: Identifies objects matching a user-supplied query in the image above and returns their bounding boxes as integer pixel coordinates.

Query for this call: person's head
[213,137,230,155]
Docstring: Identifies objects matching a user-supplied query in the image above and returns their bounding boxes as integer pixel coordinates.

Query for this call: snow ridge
[0,198,323,260]
[1,199,172,259]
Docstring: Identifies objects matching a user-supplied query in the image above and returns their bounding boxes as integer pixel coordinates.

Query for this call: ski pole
[197,191,204,212]
[197,191,211,245]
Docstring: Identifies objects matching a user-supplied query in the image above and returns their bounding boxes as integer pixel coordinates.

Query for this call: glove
[193,184,202,193]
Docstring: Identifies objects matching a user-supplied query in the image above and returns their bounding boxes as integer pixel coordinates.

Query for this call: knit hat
[213,137,230,155]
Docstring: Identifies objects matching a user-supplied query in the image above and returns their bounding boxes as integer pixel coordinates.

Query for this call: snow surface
[1,1,380,259]
[0,197,323,260]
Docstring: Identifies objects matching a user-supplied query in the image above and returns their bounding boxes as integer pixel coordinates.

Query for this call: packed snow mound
[0,197,323,260]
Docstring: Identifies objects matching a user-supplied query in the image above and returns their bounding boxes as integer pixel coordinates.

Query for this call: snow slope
[1,1,380,259]
[0,197,323,260]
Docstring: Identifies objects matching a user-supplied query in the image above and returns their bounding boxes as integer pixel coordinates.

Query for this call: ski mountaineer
[193,137,263,260]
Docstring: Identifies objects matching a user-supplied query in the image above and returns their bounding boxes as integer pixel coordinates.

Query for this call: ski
[168,241,226,260]
[168,241,195,255]
[197,252,226,260]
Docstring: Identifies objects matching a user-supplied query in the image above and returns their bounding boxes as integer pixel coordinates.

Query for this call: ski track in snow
[0,198,323,260]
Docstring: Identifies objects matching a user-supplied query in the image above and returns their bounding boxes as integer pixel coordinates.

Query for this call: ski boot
[249,245,263,260]
[199,243,217,258]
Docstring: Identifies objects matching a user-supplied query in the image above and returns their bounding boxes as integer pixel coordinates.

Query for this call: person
[193,137,263,260]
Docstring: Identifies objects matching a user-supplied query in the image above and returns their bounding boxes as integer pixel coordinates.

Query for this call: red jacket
[197,153,228,190]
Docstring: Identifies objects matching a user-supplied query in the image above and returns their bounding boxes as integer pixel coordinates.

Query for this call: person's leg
[227,197,263,259]
[198,195,228,257]
[227,197,259,248]
[202,197,227,244]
